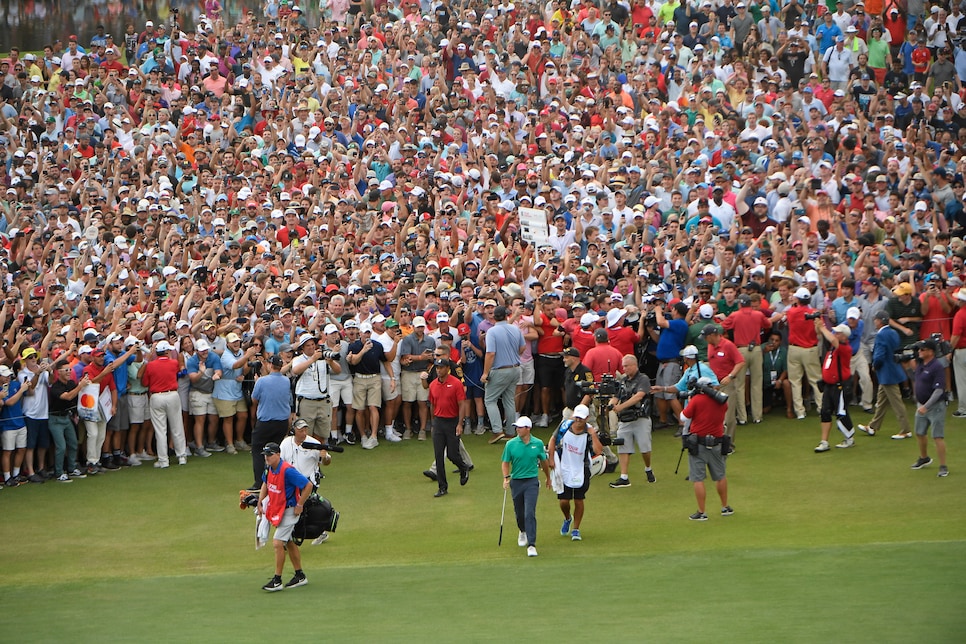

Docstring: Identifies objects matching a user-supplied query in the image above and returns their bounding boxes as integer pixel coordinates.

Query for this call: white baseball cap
[572,404,590,419]
[513,416,533,428]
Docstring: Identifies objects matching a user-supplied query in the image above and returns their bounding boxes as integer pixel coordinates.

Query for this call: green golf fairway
[2,410,964,641]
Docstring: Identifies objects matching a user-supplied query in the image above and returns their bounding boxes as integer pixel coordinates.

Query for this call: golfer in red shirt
[426,358,470,497]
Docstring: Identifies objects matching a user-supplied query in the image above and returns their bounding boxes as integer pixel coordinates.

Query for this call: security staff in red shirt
[680,377,732,521]
[781,287,824,420]
[701,325,745,444]
[425,358,470,497]
[720,294,772,424]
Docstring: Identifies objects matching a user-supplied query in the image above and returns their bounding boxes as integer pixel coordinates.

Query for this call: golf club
[498,485,507,546]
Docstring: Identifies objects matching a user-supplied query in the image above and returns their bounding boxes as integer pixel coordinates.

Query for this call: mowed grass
[2,404,964,642]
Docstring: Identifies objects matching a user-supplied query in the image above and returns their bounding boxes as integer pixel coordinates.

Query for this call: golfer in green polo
[501,416,551,557]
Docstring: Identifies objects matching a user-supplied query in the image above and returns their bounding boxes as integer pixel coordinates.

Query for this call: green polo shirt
[501,435,547,479]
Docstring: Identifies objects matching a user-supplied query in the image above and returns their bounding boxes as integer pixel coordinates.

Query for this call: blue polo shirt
[656,319,688,361]
[251,372,292,421]
[106,350,135,395]
[1,380,26,431]
[214,348,244,401]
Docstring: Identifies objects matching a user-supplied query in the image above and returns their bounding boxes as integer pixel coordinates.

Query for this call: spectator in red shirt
[605,308,642,358]
[721,294,773,425]
[582,328,625,382]
[701,325,745,446]
[814,323,855,453]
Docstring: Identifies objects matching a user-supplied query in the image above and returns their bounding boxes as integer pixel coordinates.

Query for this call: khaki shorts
[382,376,400,401]
[189,390,217,416]
[330,378,354,406]
[213,397,248,418]
[128,393,149,424]
[2,427,27,450]
[518,360,535,386]
[400,371,429,403]
[297,397,332,439]
[352,375,382,410]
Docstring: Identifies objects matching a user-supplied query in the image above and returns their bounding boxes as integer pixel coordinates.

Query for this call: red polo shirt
[707,338,743,381]
[142,356,180,393]
[721,307,773,347]
[428,373,465,418]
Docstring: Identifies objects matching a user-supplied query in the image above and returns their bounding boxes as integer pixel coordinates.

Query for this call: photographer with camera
[547,404,604,541]
[813,323,856,453]
[909,340,949,477]
[608,355,655,489]
[291,331,341,443]
[681,377,733,521]
[783,287,824,420]
[857,311,912,440]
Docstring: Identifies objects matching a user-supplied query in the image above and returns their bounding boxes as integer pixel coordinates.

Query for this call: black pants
[251,419,290,487]
[433,417,469,491]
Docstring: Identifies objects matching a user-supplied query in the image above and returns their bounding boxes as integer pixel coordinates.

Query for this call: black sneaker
[101,458,120,471]
[4,477,19,488]
[460,468,469,486]
[609,477,631,488]
[689,511,708,521]
[114,454,129,468]
[262,576,284,592]
[28,473,45,484]
[344,433,356,446]
[645,470,656,483]
[284,572,307,589]
[86,464,100,476]
[422,470,438,482]
[911,456,933,470]
[721,506,735,516]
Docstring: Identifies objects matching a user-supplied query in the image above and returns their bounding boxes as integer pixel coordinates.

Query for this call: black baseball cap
[434,358,451,368]
[563,347,580,358]
[701,324,722,337]
[261,442,281,455]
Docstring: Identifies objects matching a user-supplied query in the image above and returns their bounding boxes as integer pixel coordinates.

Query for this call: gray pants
[151,390,187,466]
[485,366,520,436]
[510,477,539,547]
[48,415,78,476]
[868,383,911,435]
[954,349,966,415]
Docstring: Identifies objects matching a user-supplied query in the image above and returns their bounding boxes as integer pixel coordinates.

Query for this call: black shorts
[557,472,590,500]
[536,355,565,388]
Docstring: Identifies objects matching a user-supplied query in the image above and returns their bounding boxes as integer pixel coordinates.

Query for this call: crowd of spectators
[1,0,964,487]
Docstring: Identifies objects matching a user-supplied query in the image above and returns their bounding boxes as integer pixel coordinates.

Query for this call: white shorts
[2,427,28,450]
[518,360,535,386]
[330,378,354,406]
[128,393,149,424]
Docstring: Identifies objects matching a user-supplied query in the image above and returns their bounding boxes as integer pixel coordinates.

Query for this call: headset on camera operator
[680,377,733,521]
[608,355,656,488]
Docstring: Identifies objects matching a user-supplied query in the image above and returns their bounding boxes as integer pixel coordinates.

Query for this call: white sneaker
[517,531,527,547]
[369,436,379,448]
[155,460,169,469]
[127,454,142,467]
[225,443,237,455]
[857,424,876,436]
[384,430,402,443]
[138,451,156,461]
[311,532,330,545]
[57,473,73,483]
[814,440,830,453]
[178,455,188,465]
[234,440,251,451]
[836,438,855,449]
[361,436,374,450]
[527,546,538,557]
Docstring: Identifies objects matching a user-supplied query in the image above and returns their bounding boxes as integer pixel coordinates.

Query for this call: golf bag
[291,493,340,545]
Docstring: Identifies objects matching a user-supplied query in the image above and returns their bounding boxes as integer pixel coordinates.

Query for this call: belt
[50,411,73,416]
[538,353,563,358]
[129,392,148,396]
[737,345,760,350]
[660,358,681,364]
[153,389,178,394]
[494,364,521,370]
[354,373,380,378]
[299,396,330,402]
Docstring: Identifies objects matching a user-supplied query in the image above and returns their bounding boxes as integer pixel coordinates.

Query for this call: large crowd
[0,0,963,490]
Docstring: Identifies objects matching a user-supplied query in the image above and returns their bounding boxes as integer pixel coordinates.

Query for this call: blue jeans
[510,477,539,547]
[48,415,78,476]
[485,366,520,436]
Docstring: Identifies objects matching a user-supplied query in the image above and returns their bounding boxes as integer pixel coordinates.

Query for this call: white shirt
[19,367,49,419]
[293,353,329,399]
[279,435,323,485]
[558,429,590,489]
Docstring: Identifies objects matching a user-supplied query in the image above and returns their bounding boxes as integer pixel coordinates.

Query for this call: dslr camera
[683,377,729,405]
[804,311,822,320]
[321,350,340,360]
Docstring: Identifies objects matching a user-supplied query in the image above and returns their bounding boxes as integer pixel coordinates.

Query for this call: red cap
[325,284,340,294]
[457,324,471,336]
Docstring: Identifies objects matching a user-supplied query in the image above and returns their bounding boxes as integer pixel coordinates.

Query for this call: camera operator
[280,419,332,544]
[650,300,689,429]
[608,355,655,488]
[814,324,856,453]
[857,311,912,439]
[783,287,824,420]
[910,340,949,477]
[547,404,604,542]
[291,331,341,443]
[701,325,745,447]
[653,345,719,434]
[681,377,733,521]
